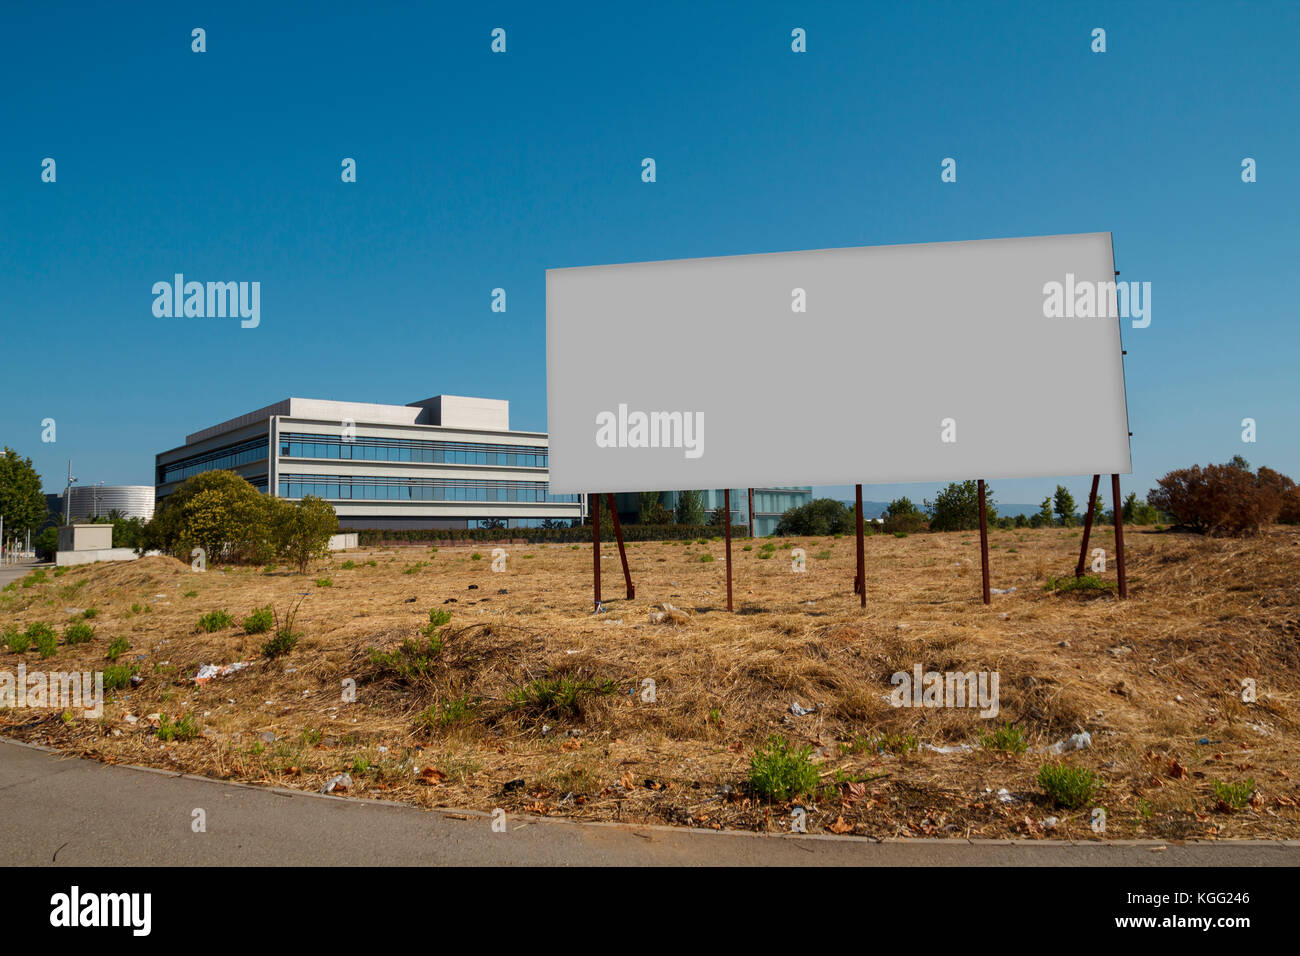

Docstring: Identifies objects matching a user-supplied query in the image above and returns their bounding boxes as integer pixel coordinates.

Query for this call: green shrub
[1037,763,1101,808]
[507,673,617,718]
[82,608,98,619]
[428,609,452,628]
[261,599,303,659]
[1212,778,1256,810]
[979,724,1028,753]
[1043,575,1116,594]
[27,623,57,658]
[700,553,715,563]
[749,735,820,801]
[64,621,94,645]
[419,695,477,730]
[242,606,274,634]
[157,713,201,741]
[369,632,444,683]
[341,560,355,570]
[470,552,482,561]
[197,610,234,632]
[3,627,31,653]
[314,577,333,588]
[102,663,137,690]
[105,636,131,661]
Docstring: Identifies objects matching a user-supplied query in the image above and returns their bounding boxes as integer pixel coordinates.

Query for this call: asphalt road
[1,739,1295,866]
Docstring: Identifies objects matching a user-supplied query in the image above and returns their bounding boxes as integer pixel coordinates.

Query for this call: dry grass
[3,526,1298,840]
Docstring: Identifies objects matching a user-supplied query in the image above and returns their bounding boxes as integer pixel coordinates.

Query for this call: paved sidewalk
[1,739,1295,866]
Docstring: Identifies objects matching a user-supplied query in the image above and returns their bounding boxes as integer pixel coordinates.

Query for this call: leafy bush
[105,636,131,661]
[242,606,274,634]
[261,600,304,659]
[157,713,201,742]
[1037,763,1101,808]
[314,577,333,588]
[64,621,94,645]
[926,481,997,532]
[1212,778,1256,810]
[749,735,820,801]
[27,622,57,658]
[507,673,617,718]
[882,497,927,535]
[197,610,234,633]
[1147,461,1289,536]
[272,495,338,573]
[979,724,1028,753]
[4,627,31,653]
[1044,575,1116,594]
[102,663,137,690]
[774,498,856,536]
[700,553,715,562]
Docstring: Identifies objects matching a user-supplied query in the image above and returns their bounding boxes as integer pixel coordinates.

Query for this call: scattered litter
[649,603,691,625]
[404,596,417,603]
[990,587,1016,595]
[602,618,624,625]
[123,714,138,724]
[896,623,908,630]
[790,701,816,717]
[592,602,607,615]
[64,608,82,615]
[1041,816,1059,830]
[997,788,1018,803]
[129,675,143,686]
[320,773,352,794]
[1057,640,1071,648]
[923,742,976,754]
[192,661,253,684]
[258,732,276,743]
[443,598,457,604]
[497,588,508,595]
[1038,731,1092,755]
[541,724,552,736]
[1107,645,1133,659]
[502,778,526,793]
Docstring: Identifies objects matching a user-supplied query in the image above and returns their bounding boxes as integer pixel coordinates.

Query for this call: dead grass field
[3,525,1298,841]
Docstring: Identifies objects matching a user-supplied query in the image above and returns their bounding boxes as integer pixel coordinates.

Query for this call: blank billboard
[545,232,1131,494]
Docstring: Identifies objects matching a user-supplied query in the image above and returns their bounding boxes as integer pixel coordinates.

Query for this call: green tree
[273,495,339,573]
[773,498,855,536]
[1037,496,1055,527]
[1053,485,1076,527]
[882,496,927,534]
[1229,454,1252,472]
[145,470,275,564]
[1120,491,1158,525]
[0,447,48,540]
[637,492,671,525]
[925,480,996,532]
[674,490,704,526]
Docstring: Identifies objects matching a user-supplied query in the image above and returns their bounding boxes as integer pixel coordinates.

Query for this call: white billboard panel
[546,232,1131,494]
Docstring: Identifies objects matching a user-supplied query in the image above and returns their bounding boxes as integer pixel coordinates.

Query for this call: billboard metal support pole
[1076,474,1100,578]
[605,493,634,599]
[591,492,602,611]
[854,484,866,607]
[978,479,991,605]
[724,488,733,611]
[747,487,755,539]
[1111,474,1128,598]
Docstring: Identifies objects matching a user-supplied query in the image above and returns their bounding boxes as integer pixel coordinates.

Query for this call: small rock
[467,584,479,590]
[443,598,457,604]
[502,778,526,793]
[1107,645,1133,659]
[1057,640,1071,648]
[497,588,508,595]
[258,731,276,743]
[404,597,417,603]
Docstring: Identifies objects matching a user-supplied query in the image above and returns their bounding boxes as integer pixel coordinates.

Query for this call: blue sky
[2,1,1296,510]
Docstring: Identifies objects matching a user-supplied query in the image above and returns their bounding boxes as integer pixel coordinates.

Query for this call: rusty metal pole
[1111,474,1127,598]
[591,492,601,611]
[747,487,755,539]
[606,493,634,599]
[855,483,866,608]
[978,479,990,605]
[724,488,733,611]
[1076,474,1100,578]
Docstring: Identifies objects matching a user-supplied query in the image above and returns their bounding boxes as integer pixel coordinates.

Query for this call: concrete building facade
[155,395,583,530]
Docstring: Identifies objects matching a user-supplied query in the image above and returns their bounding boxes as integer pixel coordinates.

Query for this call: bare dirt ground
[2,526,1297,841]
